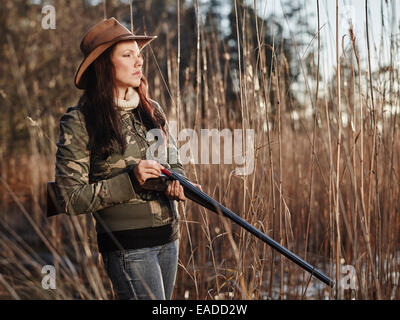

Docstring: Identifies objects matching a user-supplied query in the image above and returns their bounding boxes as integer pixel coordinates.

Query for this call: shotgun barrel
[162,168,334,288]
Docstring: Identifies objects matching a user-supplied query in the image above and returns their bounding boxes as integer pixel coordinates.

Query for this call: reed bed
[0,0,399,300]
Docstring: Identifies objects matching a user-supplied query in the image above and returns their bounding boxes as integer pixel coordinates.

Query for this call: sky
[198,0,399,82]
[83,0,400,115]
[242,0,400,81]
[66,0,400,84]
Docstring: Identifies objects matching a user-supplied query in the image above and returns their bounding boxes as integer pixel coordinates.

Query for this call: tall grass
[0,0,399,300]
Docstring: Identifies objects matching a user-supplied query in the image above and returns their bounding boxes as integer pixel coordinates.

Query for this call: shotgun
[161,167,334,288]
[46,168,334,287]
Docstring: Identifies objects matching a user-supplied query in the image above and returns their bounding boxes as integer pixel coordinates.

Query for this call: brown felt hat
[74,17,157,90]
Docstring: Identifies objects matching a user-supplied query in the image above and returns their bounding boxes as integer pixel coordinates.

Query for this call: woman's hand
[165,180,186,201]
[132,160,164,187]
[164,180,202,202]
[133,160,202,201]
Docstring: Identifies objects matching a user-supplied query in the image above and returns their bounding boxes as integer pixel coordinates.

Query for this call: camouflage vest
[54,99,186,236]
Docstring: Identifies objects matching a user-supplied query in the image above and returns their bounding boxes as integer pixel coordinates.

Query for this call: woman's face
[111,40,143,95]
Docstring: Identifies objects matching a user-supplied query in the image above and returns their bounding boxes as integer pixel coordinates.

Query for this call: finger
[148,160,164,171]
[174,181,180,197]
[146,164,161,174]
[143,168,162,178]
[157,162,165,171]
[139,173,155,184]
[171,181,179,199]
[169,181,175,198]
[179,186,186,201]
[141,160,161,172]
[142,159,156,167]
[175,184,182,199]
[167,181,175,196]
[165,184,171,197]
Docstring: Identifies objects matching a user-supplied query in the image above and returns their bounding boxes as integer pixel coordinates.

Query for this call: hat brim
[74,34,157,90]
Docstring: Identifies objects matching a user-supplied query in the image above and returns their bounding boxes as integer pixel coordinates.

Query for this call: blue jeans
[101,239,179,300]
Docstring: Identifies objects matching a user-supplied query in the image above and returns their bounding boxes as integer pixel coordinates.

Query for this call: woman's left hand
[164,181,202,201]
[165,180,186,202]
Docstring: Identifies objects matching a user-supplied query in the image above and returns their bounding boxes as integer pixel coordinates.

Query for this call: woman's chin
[130,81,141,88]
[118,79,141,88]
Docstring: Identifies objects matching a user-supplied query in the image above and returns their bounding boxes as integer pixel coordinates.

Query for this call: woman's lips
[133,71,141,77]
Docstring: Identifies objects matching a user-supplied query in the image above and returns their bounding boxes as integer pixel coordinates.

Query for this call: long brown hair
[78,42,167,159]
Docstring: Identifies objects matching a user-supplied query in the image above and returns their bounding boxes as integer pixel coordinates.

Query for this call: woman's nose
[134,56,143,67]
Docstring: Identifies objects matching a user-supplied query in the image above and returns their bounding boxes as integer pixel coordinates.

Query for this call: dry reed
[0,0,399,300]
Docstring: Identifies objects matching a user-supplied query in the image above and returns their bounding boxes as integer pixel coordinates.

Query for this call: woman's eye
[123,53,141,58]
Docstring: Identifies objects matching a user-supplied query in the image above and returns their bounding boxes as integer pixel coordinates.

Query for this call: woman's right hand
[132,160,164,187]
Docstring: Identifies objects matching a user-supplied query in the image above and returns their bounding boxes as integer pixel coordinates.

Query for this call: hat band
[83,33,134,56]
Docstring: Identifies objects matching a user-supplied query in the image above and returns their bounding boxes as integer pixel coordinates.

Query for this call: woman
[55,17,199,300]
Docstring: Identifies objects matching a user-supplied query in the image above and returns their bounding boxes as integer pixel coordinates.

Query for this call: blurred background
[0,0,399,300]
